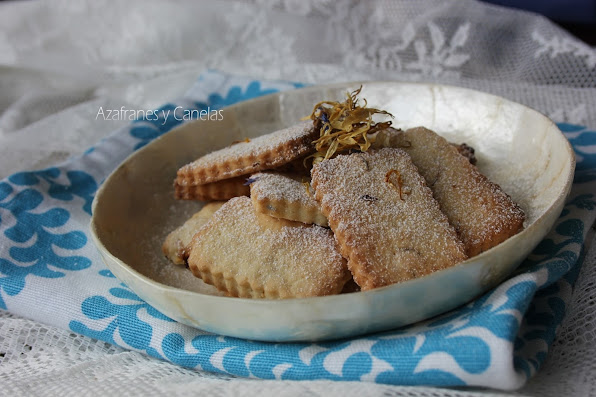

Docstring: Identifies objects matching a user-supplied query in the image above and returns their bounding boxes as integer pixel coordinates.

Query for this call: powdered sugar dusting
[249,172,328,226]
[311,148,467,290]
[162,202,225,264]
[250,172,315,206]
[176,121,317,185]
[187,196,348,298]
[398,127,525,256]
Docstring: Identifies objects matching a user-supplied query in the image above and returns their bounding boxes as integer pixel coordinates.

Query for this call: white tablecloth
[0,1,595,395]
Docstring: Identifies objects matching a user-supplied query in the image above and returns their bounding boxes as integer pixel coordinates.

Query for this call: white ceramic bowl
[90,82,575,342]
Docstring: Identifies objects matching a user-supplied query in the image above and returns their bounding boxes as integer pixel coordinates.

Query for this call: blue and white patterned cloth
[0,70,594,390]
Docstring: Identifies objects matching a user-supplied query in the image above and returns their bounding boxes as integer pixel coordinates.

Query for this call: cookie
[175,121,317,188]
[162,202,225,265]
[311,148,467,290]
[175,176,249,201]
[378,126,525,256]
[374,127,477,164]
[249,172,328,226]
[186,196,350,298]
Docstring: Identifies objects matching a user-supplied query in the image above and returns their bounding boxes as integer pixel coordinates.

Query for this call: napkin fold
[0,70,594,390]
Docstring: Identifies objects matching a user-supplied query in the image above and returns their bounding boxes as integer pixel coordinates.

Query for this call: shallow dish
[90,82,575,342]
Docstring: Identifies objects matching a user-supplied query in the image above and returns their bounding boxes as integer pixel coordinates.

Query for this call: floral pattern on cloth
[0,71,595,390]
[532,31,596,70]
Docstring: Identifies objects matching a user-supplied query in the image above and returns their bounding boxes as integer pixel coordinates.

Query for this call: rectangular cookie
[175,121,317,187]
[186,196,350,298]
[377,127,525,256]
[249,172,328,226]
[311,148,467,290]
[374,127,476,164]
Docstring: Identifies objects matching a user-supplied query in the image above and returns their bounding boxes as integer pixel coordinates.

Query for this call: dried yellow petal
[304,86,393,165]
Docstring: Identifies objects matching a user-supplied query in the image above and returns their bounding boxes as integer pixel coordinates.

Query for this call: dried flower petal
[304,86,393,164]
[385,169,408,200]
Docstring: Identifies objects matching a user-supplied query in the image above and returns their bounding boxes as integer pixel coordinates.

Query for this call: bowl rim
[89,80,576,308]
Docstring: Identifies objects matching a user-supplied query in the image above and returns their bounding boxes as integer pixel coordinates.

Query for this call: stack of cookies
[163,94,525,299]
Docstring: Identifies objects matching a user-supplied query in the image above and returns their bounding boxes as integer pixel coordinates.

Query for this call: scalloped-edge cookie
[162,202,226,265]
[186,196,350,299]
[249,172,328,227]
[175,121,317,189]
[175,175,249,201]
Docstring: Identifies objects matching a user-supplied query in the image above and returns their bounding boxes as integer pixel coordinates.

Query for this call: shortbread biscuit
[374,127,477,164]
[186,196,350,298]
[175,176,249,201]
[175,121,317,188]
[249,172,328,226]
[311,148,467,290]
[379,126,525,256]
[162,202,225,265]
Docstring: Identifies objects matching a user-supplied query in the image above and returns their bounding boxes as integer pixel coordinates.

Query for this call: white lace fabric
[0,0,595,396]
